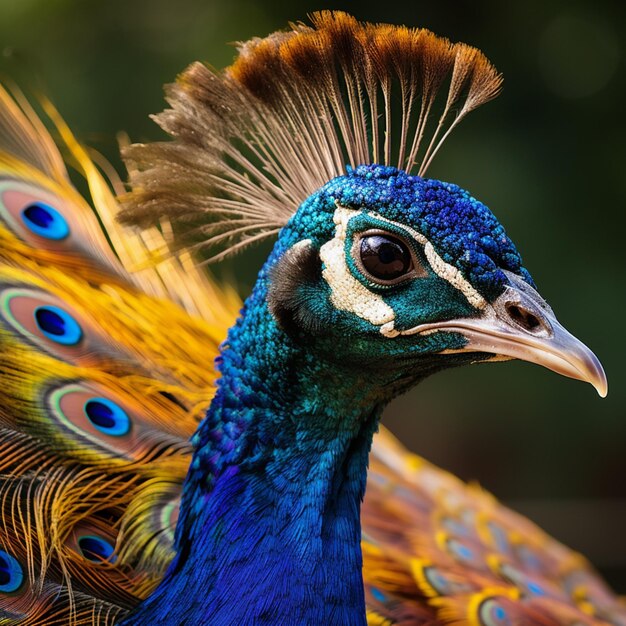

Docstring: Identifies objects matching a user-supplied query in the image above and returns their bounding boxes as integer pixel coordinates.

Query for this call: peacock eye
[34,305,83,345]
[20,202,70,240]
[84,398,131,437]
[77,535,117,564]
[0,550,24,593]
[358,233,413,283]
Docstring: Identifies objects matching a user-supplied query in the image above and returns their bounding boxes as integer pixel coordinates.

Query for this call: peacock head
[266,163,606,396]
[122,12,606,398]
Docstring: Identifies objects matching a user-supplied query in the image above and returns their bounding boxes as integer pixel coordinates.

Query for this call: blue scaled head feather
[122,11,605,397]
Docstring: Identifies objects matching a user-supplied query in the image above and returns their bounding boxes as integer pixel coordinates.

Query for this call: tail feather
[0,86,240,623]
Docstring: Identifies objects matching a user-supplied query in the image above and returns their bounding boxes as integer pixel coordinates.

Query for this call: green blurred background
[1,0,624,589]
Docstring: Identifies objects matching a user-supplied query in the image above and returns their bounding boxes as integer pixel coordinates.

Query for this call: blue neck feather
[123,248,391,625]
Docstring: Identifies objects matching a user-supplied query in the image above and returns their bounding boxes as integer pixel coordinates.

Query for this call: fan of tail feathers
[0,10,625,626]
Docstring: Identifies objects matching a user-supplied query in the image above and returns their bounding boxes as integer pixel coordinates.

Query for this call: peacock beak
[401,271,608,397]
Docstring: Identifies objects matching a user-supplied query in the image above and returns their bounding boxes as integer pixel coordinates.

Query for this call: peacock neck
[123,269,396,625]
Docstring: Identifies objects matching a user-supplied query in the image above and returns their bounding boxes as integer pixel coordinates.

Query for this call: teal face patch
[345,212,482,322]
[265,163,534,367]
[317,204,482,344]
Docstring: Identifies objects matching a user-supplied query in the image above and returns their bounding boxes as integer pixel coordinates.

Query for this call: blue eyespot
[447,539,474,563]
[77,535,117,564]
[424,566,452,594]
[479,598,512,626]
[20,202,69,240]
[494,605,507,620]
[370,587,387,603]
[423,565,472,595]
[488,521,510,554]
[0,550,24,593]
[84,398,131,436]
[516,545,542,572]
[527,581,545,596]
[34,306,83,345]
[442,516,470,537]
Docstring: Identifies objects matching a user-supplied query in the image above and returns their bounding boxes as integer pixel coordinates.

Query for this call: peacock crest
[122,11,502,261]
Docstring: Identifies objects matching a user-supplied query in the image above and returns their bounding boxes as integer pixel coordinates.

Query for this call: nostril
[505,303,542,332]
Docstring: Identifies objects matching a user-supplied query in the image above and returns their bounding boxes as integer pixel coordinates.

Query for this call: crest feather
[120,11,502,261]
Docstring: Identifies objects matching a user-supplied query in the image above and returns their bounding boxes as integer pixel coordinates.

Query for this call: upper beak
[402,271,608,397]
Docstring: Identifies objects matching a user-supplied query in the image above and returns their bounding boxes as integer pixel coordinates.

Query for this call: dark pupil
[360,235,411,281]
[78,536,112,562]
[0,555,8,586]
[35,308,66,336]
[85,401,116,429]
[23,204,54,228]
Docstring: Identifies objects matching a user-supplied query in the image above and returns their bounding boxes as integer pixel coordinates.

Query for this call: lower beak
[401,272,608,397]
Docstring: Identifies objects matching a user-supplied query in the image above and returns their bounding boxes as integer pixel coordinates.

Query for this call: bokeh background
[1,0,624,590]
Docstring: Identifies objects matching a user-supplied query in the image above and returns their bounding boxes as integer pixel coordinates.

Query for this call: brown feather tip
[120,11,502,262]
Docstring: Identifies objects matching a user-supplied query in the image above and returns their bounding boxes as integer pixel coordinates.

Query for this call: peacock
[0,10,620,625]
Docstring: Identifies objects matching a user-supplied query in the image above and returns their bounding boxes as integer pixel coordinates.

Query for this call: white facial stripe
[319,206,486,337]
[319,207,395,326]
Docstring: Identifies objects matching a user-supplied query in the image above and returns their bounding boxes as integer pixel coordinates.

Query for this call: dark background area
[1,0,624,590]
